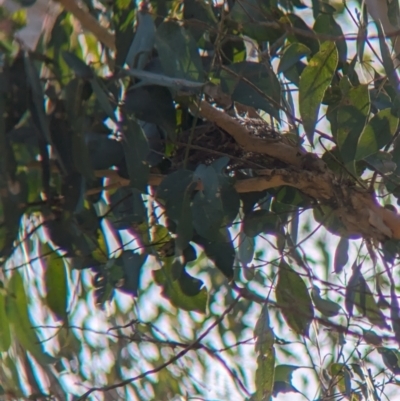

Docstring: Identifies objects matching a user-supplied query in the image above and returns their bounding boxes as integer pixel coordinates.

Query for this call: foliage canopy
[2,0,400,399]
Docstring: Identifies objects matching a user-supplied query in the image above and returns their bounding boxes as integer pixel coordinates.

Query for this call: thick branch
[196,101,305,168]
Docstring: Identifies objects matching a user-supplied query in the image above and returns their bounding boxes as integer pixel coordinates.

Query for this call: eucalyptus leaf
[276,260,314,337]
[299,41,338,144]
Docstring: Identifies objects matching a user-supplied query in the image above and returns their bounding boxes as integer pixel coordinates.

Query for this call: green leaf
[254,304,275,401]
[114,251,147,296]
[62,51,93,79]
[311,285,341,317]
[191,164,224,240]
[299,40,338,144]
[377,347,400,374]
[336,78,370,167]
[243,210,280,237]
[313,14,347,63]
[113,0,135,67]
[220,62,281,119]
[155,21,203,81]
[125,12,155,69]
[121,113,150,193]
[90,78,117,123]
[0,287,11,352]
[346,266,389,329]
[157,169,195,221]
[278,43,311,74]
[238,231,254,266]
[193,228,235,279]
[329,363,352,398]
[334,237,349,273]
[356,108,399,160]
[153,257,207,313]
[276,260,314,337]
[273,365,299,396]
[175,182,195,253]
[124,84,176,139]
[376,22,399,91]
[6,272,56,364]
[65,78,95,182]
[42,244,68,322]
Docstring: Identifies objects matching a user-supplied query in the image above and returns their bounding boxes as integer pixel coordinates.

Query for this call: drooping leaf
[243,210,280,238]
[193,228,235,279]
[314,14,347,63]
[62,51,93,79]
[377,347,400,374]
[6,272,56,364]
[311,285,340,317]
[254,303,275,401]
[124,85,176,139]
[191,164,224,240]
[42,243,68,322]
[334,237,349,273]
[155,21,203,81]
[125,11,156,69]
[114,251,147,296]
[376,22,400,91]
[336,78,370,168]
[346,265,389,329]
[278,43,311,74]
[356,108,399,160]
[113,0,135,68]
[220,61,281,119]
[238,231,255,266]
[0,285,11,352]
[276,260,314,336]
[121,113,150,193]
[329,363,352,398]
[299,40,338,144]
[153,257,207,313]
[157,169,195,220]
[273,365,299,396]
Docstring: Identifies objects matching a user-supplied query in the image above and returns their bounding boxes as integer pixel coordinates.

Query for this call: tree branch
[77,295,241,400]
[56,0,115,50]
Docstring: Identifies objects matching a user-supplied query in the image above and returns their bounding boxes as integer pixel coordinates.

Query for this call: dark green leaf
[254,304,275,401]
[377,347,400,374]
[153,257,207,312]
[113,0,135,68]
[121,114,150,193]
[6,272,56,364]
[220,62,281,119]
[314,14,347,63]
[43,244,68,322]
[125,12,156,69]
[124,85,176,139]
[193,228,235,279]
[155,21,203,81]
[311,285,340,317]
[0,288,10,352]
[62,51,93,79]
[191,164,224,240]
[243,210,280,237]
[238,231,255,266]
[278,43,311,74]
[276,260,314,336]
[157,169,195,221]
[115,251,147,296]
[299,41,338,144]
[334,237,349,273]
[273,365,299,396]
[336,78,370,166]
[356,108,398,160]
